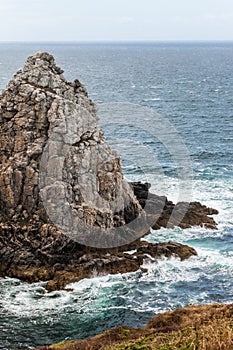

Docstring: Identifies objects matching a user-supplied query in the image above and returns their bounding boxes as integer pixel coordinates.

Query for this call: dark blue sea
[0,42,232,349]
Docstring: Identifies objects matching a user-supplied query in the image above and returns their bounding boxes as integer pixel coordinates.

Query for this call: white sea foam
[143,98,161,102]
[2,169,230,320]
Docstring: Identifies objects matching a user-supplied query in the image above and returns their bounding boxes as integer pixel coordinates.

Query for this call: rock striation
[0,52,218,290]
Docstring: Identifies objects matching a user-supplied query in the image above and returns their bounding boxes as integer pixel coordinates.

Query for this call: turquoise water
[0,42,232,349]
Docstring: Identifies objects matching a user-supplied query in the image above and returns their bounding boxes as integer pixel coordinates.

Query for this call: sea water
[0,42,232,349]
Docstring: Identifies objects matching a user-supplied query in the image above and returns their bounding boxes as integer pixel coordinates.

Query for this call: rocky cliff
[0,52,142,245]
[0,52,218,290]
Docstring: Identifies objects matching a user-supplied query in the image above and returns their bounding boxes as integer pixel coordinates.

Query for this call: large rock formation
[0,52,218,290]
[0,52,141,241]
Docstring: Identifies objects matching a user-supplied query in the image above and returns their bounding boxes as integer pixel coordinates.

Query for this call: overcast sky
[0,0,233,42]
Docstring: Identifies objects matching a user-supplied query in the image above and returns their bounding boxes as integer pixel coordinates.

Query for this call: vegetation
[36,304,233,350]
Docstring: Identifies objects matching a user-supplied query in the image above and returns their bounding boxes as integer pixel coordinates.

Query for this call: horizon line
[0,39,233,44]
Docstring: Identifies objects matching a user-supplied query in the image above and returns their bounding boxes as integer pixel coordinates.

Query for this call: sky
[0,0,233,42]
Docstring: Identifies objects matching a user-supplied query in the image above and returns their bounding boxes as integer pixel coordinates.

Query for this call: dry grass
[110,317,233,349]
[36,304,233,350]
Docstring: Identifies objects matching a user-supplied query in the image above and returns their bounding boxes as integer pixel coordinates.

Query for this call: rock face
[0,52,218,290]
[0,52,140,237]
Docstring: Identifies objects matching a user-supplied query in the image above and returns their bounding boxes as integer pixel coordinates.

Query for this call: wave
[142,98,161,102]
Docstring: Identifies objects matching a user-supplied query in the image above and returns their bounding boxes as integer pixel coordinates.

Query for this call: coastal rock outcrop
[0,52,141,237]
[0,220,197,291]
[131,182,218,230]
[0,52,218,290]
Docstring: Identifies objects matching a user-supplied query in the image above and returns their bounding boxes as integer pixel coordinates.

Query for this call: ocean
[0,42,232,349]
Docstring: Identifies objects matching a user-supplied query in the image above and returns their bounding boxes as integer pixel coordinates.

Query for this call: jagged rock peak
[23,51,64,74]
[2,51,93,112]
[0,52,141,247]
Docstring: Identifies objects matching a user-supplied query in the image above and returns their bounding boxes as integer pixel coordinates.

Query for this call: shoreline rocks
[0,177,218,291]
[130,182,218,230]
[0,220,198,291]
[0,52,218,291]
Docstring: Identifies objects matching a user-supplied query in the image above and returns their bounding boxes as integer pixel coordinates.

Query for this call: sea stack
[0,52,217,290]
[0,52,141,238]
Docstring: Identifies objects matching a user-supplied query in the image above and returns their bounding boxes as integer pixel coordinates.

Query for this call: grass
[110,319,233,349]
[36,304,233,350]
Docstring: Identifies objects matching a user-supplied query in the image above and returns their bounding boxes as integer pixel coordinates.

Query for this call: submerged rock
[0,52,218,290]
